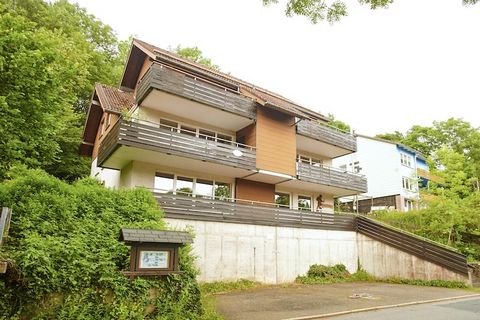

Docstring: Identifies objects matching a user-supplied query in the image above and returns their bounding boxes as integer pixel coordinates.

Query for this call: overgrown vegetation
[372,193,480,261]
[0,168,203,319]
[296,264,468,289]
[296,264,374,284]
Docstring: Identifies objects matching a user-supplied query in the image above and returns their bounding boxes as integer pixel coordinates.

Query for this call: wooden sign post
[119,228,193,278]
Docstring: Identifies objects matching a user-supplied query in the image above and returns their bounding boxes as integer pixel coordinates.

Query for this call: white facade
[333,136,423,211]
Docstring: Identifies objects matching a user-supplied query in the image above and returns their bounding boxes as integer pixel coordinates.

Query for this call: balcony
[153,191,356,232]
[135,64,256,131]
[98,119,256,172]
[296,120,357,158]
[296,162,367,193]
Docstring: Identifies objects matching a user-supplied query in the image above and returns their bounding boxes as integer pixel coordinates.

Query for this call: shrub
[306,264,349,279]
[0,168,202,319]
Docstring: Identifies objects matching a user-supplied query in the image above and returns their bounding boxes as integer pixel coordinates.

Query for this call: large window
[298,195,312,211]
[400,153,412,167]
[402,177,416,191]
[297,154,323,167]
[159,117,233,144]
[154,173,174,194]
[176,176,193,195]
[275,192,290,208]
[154,172,231,199]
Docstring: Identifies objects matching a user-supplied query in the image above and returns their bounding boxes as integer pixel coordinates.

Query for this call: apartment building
[333,135,441,212]
[80,38,367,215]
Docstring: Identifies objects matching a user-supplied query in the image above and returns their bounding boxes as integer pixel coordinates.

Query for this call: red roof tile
[95,83,135,113]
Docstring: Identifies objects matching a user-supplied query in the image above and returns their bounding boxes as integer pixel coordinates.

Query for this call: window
[339,164,347,171]
[106,113,111,128]
[214,182,231,200]
[195,179,214,198]
[404,199,414,211]
[297,154,323,167]
[154,172,231,199]
[275,192,290,208]
[199,129,215,141]
[298,196,312,211]
[176,176,193,195]
[154,173,174,193]
[400,153,412,167]
[402,177,416,191]
[217,133,233,145]
[160,119,179,131]
[352,161,361,173]
[180,125,196,137]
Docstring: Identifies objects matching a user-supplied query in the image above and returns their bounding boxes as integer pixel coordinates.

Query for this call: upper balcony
[136,63,256,132]
[296,120,357,158]
[98,118,256,176]
[277,161,367,196]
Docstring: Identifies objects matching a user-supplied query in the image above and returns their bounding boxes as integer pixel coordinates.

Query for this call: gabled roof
[128,38,329,121]
[94,83,135,113]
[119,228,193,245]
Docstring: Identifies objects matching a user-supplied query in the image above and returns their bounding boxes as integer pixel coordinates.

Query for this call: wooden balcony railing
[153,191,356,231]
[297,162,368,193]
[98,119,257,170]
[297,120,357,152]
[136,63,256,119]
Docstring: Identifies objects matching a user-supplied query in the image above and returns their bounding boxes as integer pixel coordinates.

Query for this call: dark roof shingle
[120,228,193,245]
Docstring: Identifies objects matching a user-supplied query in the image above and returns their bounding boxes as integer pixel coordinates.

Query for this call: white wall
[165,219,470,284]
[90,158,120,188]
[334,137,402,199]
[165,218,358,283]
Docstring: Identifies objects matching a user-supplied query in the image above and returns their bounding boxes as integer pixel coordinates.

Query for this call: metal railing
[297,162,368,193]
[297,120,357,152]
[97,118,257,170]
[136,63,257,119]
[152,189,356,231]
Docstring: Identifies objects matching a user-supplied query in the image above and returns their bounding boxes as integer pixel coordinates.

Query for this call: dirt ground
[214,282,475,320]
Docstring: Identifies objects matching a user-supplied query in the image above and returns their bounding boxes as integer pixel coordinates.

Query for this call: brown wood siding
[236,123,256,147]
[92,113,120,160]
[235,179,274,204]
[255,106,296,176]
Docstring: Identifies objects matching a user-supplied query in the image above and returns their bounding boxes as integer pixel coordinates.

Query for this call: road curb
[282,293,480,320]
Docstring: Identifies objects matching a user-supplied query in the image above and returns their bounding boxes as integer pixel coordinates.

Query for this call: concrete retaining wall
[164,218,469,284]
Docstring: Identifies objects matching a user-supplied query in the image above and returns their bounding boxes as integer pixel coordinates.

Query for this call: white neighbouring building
[333,135,441,212]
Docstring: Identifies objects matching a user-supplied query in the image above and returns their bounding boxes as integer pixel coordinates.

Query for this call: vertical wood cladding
[256,106,296,176]
[236,123,256,147]
[235,178,274,204]
[92,113,120,160]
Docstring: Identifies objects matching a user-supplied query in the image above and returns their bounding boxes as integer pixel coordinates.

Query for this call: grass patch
[200,279,263,295]
[377,277,469,289]
[199,280,264,320]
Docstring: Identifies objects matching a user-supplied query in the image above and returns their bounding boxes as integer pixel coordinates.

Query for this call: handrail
[149,187,323,212]
[125,117,256,151]
[297,161,366,178]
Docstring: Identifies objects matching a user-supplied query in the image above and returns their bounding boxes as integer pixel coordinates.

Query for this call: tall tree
[0,0,127,181]
[173,45,220,70]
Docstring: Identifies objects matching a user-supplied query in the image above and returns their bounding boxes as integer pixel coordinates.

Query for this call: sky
[72,0,480,136]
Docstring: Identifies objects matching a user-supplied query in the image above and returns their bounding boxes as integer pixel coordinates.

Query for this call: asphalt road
[329,297,480,320]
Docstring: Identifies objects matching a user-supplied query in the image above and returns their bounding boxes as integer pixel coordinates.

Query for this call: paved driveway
[331,296,480,320]
[214,282,478,320]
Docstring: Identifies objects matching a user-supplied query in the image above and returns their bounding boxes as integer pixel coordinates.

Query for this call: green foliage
[262,0,478,23]
[326,113,351,132]
[296,264,375,284]
[378,278,468,288]
[173,45,220,70]
[200,279,262,295]
[377,118,480,198]
[0,0,128,181]
[372,193,480,261]
[0,168,203,319]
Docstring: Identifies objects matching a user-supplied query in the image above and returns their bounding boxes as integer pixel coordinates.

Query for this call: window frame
[154,172,231,199]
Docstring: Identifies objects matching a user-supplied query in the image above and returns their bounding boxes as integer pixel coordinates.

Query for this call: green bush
[0,168,202,319]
